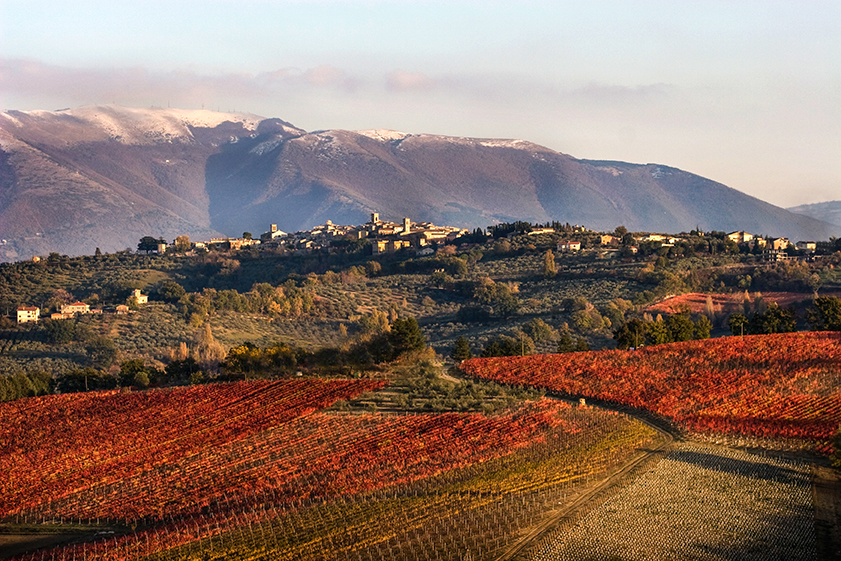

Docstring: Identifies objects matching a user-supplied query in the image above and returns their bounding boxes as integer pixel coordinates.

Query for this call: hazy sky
[1,0,839,207]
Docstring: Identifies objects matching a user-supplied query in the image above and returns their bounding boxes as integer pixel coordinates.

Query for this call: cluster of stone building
[16,290,147,324]
[724,231,817,261]
[551,230,817,262]
[257,213,469,255]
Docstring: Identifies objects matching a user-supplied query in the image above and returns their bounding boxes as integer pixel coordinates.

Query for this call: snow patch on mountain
[250,137,285,156]
[4,105,263,146]
[356,129,410,142]
[478,139,527,148]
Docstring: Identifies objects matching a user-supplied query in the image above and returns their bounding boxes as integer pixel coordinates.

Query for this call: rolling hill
[1,105,837,261]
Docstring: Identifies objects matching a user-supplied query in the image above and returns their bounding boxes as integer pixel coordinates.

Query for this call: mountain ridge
[0,105,837,261]
[787,201,841,232]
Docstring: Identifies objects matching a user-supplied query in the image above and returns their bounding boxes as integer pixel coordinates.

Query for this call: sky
[1,0,839,208]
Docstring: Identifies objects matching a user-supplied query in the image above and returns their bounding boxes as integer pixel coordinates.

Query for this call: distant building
[527,228,555,236]
[260,223,287,242]
[600,235,620,246]
[770,237,791,251]
[764,249,792,262]
[50,312,73,320]
[727,231,754,244]
[557,241,582,252]
[373,239,412,254]
[17,306,39,323]
[61,302,90,315]
[132,289,148,305]
[115,304,130,315]
[796,241,817,252]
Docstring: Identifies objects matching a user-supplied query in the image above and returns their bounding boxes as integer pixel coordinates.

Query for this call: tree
[450,336,473,362]
[694,315,713,340]
[523,318,555,342]
[557,326,576,353]
[242,232,252,240]
[133,370,150,389]
[808,274,823,297]
[173,235,191,253]
[614,318,646,350]
[42,318,76,344]
[807,296,841,331]
[543,249,557,278]
[646,317,673,345]
[728,313,748,336]
[748,303,796,334]
[614,225,628,237]
[193,324,226,370]
[474,281,519,317]
[137,236,160,253]
[86,336,118,368]
[481,335,534,357]
[389,317,427,356]
[158,280,186,302]
[365,260,382,277]
[119,359,147,386]
[666,313,695,342]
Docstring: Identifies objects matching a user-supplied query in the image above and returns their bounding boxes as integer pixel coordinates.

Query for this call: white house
[557,241,582,252]
[17,306,40,323]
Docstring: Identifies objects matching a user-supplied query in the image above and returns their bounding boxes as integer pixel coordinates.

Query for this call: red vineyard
[0,379,385,518]
[0,379,643,560]
[460,332,841,443]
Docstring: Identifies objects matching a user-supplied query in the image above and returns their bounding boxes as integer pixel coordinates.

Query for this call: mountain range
[0,105,837,261]
[787,201,841,233]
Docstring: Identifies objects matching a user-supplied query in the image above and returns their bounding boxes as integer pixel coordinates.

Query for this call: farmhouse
[61,302,90,315]
[132,289,148,305]
[557,241,582,252]
[16,306,39,323]
[727,231,754,244]
[769,237,791,251]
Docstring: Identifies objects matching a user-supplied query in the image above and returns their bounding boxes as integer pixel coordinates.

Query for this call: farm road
[494,407,675,561]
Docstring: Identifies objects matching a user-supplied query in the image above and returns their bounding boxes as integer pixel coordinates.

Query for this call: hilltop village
[12,210,830,324]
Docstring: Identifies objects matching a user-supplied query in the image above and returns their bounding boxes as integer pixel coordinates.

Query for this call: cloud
[386,70,436,92]
[570,82,677,102]
[0,58,362,110]
[304,65,358,89]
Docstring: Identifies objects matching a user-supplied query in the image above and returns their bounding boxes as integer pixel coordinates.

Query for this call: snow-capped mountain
[0,105,836,261]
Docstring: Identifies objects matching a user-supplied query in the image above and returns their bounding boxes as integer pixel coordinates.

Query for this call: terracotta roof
[17,306,38,311]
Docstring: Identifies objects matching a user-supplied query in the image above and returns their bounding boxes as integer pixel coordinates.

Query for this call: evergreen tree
[807,296,841,331]
[450,336,473,362]
[728,313,748,336]
[614,318,646,350]
[388,317,427,356]
[694,315,713,340]
[646,317,673,345]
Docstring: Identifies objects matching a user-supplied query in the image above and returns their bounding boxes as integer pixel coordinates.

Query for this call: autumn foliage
[461,332,841,444]
[0,379,655,560]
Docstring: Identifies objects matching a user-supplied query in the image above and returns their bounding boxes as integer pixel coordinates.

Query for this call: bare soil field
[524,442,817,561]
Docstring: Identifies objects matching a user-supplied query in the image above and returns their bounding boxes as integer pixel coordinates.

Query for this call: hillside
[788,200,841,231]
[1,105,838,261]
